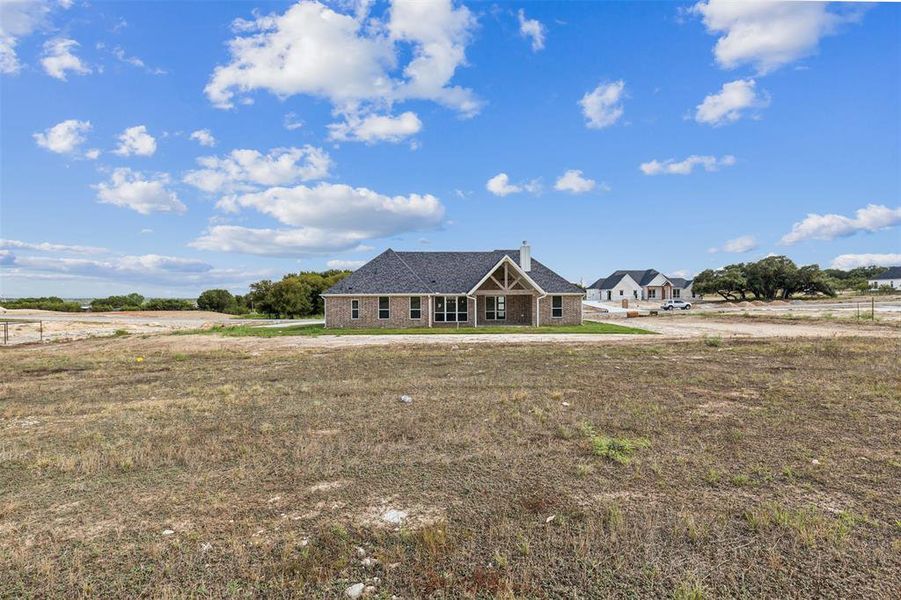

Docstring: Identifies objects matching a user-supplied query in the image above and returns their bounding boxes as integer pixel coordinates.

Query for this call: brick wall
[476,294,533,326]
[324,296,429,328]
[325,294,582,328]
[538,294,583,326]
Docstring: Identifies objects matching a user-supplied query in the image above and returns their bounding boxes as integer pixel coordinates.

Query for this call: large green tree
[695,257,835,301]
[269,277,313,318]
[248,279,276,316]
[745,256,797,300]
[196,289,235,312]
[692,265,749,301]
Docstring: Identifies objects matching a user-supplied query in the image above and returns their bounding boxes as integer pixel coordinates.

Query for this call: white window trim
[409,296,422,320]
[378,296,390,320]
[434,295,468,323]
[485,295,506,321]
[351,298,360,320]
[551,295,563,318]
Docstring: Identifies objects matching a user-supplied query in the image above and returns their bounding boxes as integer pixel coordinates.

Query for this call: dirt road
[2,307,897,350]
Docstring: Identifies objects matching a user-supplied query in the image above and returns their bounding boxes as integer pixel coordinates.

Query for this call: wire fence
[1,319,44,345]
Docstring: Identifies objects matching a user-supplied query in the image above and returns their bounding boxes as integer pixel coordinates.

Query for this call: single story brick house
[321,242,584,328]
[586,269,696,301]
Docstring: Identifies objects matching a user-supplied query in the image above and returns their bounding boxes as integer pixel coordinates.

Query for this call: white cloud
[830,253,901,271]
[554,170,596,194]
[189,129,216,147]
[695,79,768,126]
[517,9,546,52]
[579,80,625,129]
[114,125,157,156]
[486,173,519,197]
[691,0,856,74]
[708,235,758,254]
[0,238,107,254]
[224,182,444,233]
[670,269,693,279]
[94,168,186,215]
[328,111,422,144]
[485,173,540,197]
[283,112,304,131]
[33,119,91,154]
[192,181,445,257]
[183,146,332,194]
[327,259,366,270]
[0,251,263,288]
[0,0,51,74]
[780,204,901,245]
[640,154,735,175]
[190,225,369,257]
[111,46,166,75]
[41,37,91,80]
[204,0,480,138]
[85,148,100,160]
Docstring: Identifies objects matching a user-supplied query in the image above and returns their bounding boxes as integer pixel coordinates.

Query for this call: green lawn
[195,321,653,337]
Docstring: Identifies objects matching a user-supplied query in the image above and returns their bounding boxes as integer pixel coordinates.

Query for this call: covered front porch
[471,258,542,326]
[644,282,673,300]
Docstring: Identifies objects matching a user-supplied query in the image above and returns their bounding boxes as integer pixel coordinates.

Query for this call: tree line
[692,256,843,301]
[0,294,195,312]
[197,270,351,318]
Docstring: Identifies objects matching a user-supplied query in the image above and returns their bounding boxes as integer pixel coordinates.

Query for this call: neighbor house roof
[668,277,693,288]
[588,269,666,290]
[872,266,901,280]
[324,249,583,295]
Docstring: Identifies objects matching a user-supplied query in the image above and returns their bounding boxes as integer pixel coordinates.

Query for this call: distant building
[868,266,901,289]
[586,269,696,302]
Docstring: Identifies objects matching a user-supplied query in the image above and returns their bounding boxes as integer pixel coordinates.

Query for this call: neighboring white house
[868,266,901,289]
[586,269,697,301]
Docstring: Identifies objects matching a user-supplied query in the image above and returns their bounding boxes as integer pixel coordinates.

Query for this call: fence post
[40,320,44,342]
[3,322,7,345]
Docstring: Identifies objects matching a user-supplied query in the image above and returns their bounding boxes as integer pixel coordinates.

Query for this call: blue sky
[1,0,899,297]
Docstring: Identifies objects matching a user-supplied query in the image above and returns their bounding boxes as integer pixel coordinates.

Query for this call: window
[434,295,467,322]
[551,295,563,318]
[409,296,421,319]
[673,289,681,298]
[648,288,657,299]
[351,299,360,319]
[633,290,638,299]
[619,290,623,296]
[378,296,390,320]
[485,295,506,320]
[607,291,612,300]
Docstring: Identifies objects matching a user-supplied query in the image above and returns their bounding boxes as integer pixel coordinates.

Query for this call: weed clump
[703,335,722,348]
[579,423,650,463]
[590,435,650,463]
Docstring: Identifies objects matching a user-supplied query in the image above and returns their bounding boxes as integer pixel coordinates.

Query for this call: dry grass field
[1,335,899,598]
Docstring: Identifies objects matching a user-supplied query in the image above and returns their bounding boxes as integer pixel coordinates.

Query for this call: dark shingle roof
[588,269,666,290]
[873,266,901,280]
[668,277,692,288]
[325,249,582,295]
